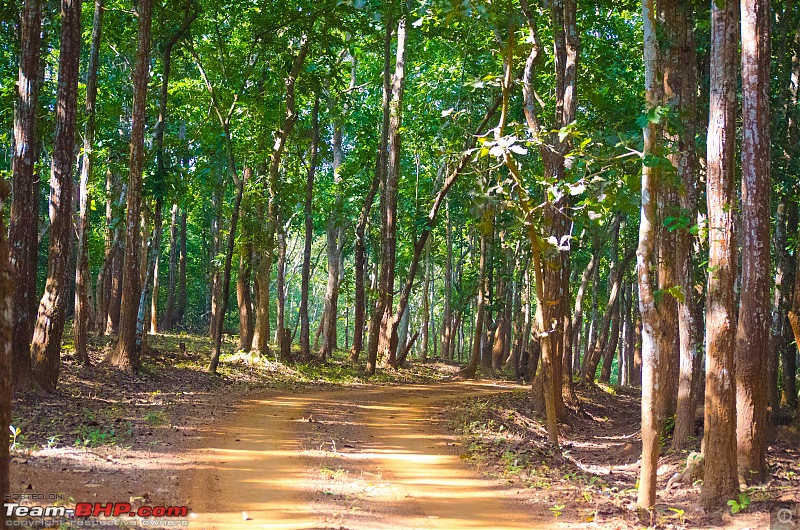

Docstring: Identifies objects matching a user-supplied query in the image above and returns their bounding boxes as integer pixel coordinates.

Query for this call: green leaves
[654,285,685,304]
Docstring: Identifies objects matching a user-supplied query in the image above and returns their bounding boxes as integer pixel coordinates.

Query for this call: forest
[0,0,799,527]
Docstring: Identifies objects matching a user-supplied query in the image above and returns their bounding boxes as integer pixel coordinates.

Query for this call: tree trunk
[769,199,791,417]
[700,0,739,508]
[209,187,222,338]
[177,210,187,324]
[160,203,179,330]
[30,0,81,391]
[257,35,308,358]
[10,0,43,390]
[637,0,662,508]
[237,241,254,352]
[146,200,163,337]
[664,0,701,450]
[441,199,454,361]
[74,0,103,365]
[0,181,14,526]
[136,207,161,352]
[599,296,621,383]
[274,221,289,362]
[735,0,771,484]
[370,10,408,373]
[209,169,246,373]
[110,0,152,372]
[349,165,380,362]
[149,21,188,335]
[463,221,488,379]
[299,97,320,362]
[571,239,598,378]
[420,239,431,362]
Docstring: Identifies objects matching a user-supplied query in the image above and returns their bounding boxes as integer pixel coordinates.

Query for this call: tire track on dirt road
[185,381,554,529]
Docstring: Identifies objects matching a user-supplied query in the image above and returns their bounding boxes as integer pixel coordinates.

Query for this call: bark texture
[10,0,43,390]
[110,0,152,372]
[30,0,82,392]
[735,0,771,484]
[700,0,740,508]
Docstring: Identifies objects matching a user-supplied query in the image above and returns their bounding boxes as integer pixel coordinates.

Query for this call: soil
[8,334,800,529]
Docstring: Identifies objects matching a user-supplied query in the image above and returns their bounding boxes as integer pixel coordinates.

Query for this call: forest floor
[8,331,800,529]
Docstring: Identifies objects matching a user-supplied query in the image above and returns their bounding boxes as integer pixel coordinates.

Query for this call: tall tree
[0,181,14,527]
[636,0,663,508]
[74,0,104,365]
[667,0,701,450]
[150,7,197,334]
[9,0,43,390]
[110,0,153,372]
[368,6,408,373]
[255,34,309,358]
[735,0,771,483]
[299,96,320,362]
[30,0,82,391]
[700,0,740,507]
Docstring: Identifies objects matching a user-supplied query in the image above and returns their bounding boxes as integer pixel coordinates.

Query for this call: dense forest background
[0,0,796,519]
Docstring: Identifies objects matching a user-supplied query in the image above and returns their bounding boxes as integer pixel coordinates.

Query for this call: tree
[735,0,771,484]
[74,0,104,366]
[299,96,320,361]
[255,34,309,358]
[110,0,153,372]
[636,0,662,509]
[9,0,43,390]
[368,6,409,373]
[0,181,14,527]
[700,0,740,507]
[29,0,82,392]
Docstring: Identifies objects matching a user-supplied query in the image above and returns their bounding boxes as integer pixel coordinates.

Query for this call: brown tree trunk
[136,204,161,351]
[94,168,115,333]
[665,0,702,450]
[655,0,684,429]
[735,0,771,484]
[441,199,454,361]
[30,0,81,391]
[110,0,152,371]
[781,14,800,412]
[463,221,488,379]
[571,240,598,378]
[147,200,163,336]
[160,203,179,330]
[700,0,739,507]
[177,210,187,324]
[365,21,392,374]
[209,170,246,373]
[74,0,102,365]
[349,166,380,362]
[149,7,195,335]
[256,35,308,357]
[370,10,408,373]
[320,98,346,361]
[637,0,662,508]
[10,0,43,390]
[209,187,222,338]
[274,221,289,362]
[0,181,14,526]
[299,97,320,362]
[599,297,621,383]
[420,239,431,362]
[237,241,254,352]
[769,199,791,417]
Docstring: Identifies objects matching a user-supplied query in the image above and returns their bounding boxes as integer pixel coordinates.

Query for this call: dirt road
[185,381,549,529]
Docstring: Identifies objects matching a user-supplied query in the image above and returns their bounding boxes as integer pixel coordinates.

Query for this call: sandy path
[185,381,548,529]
